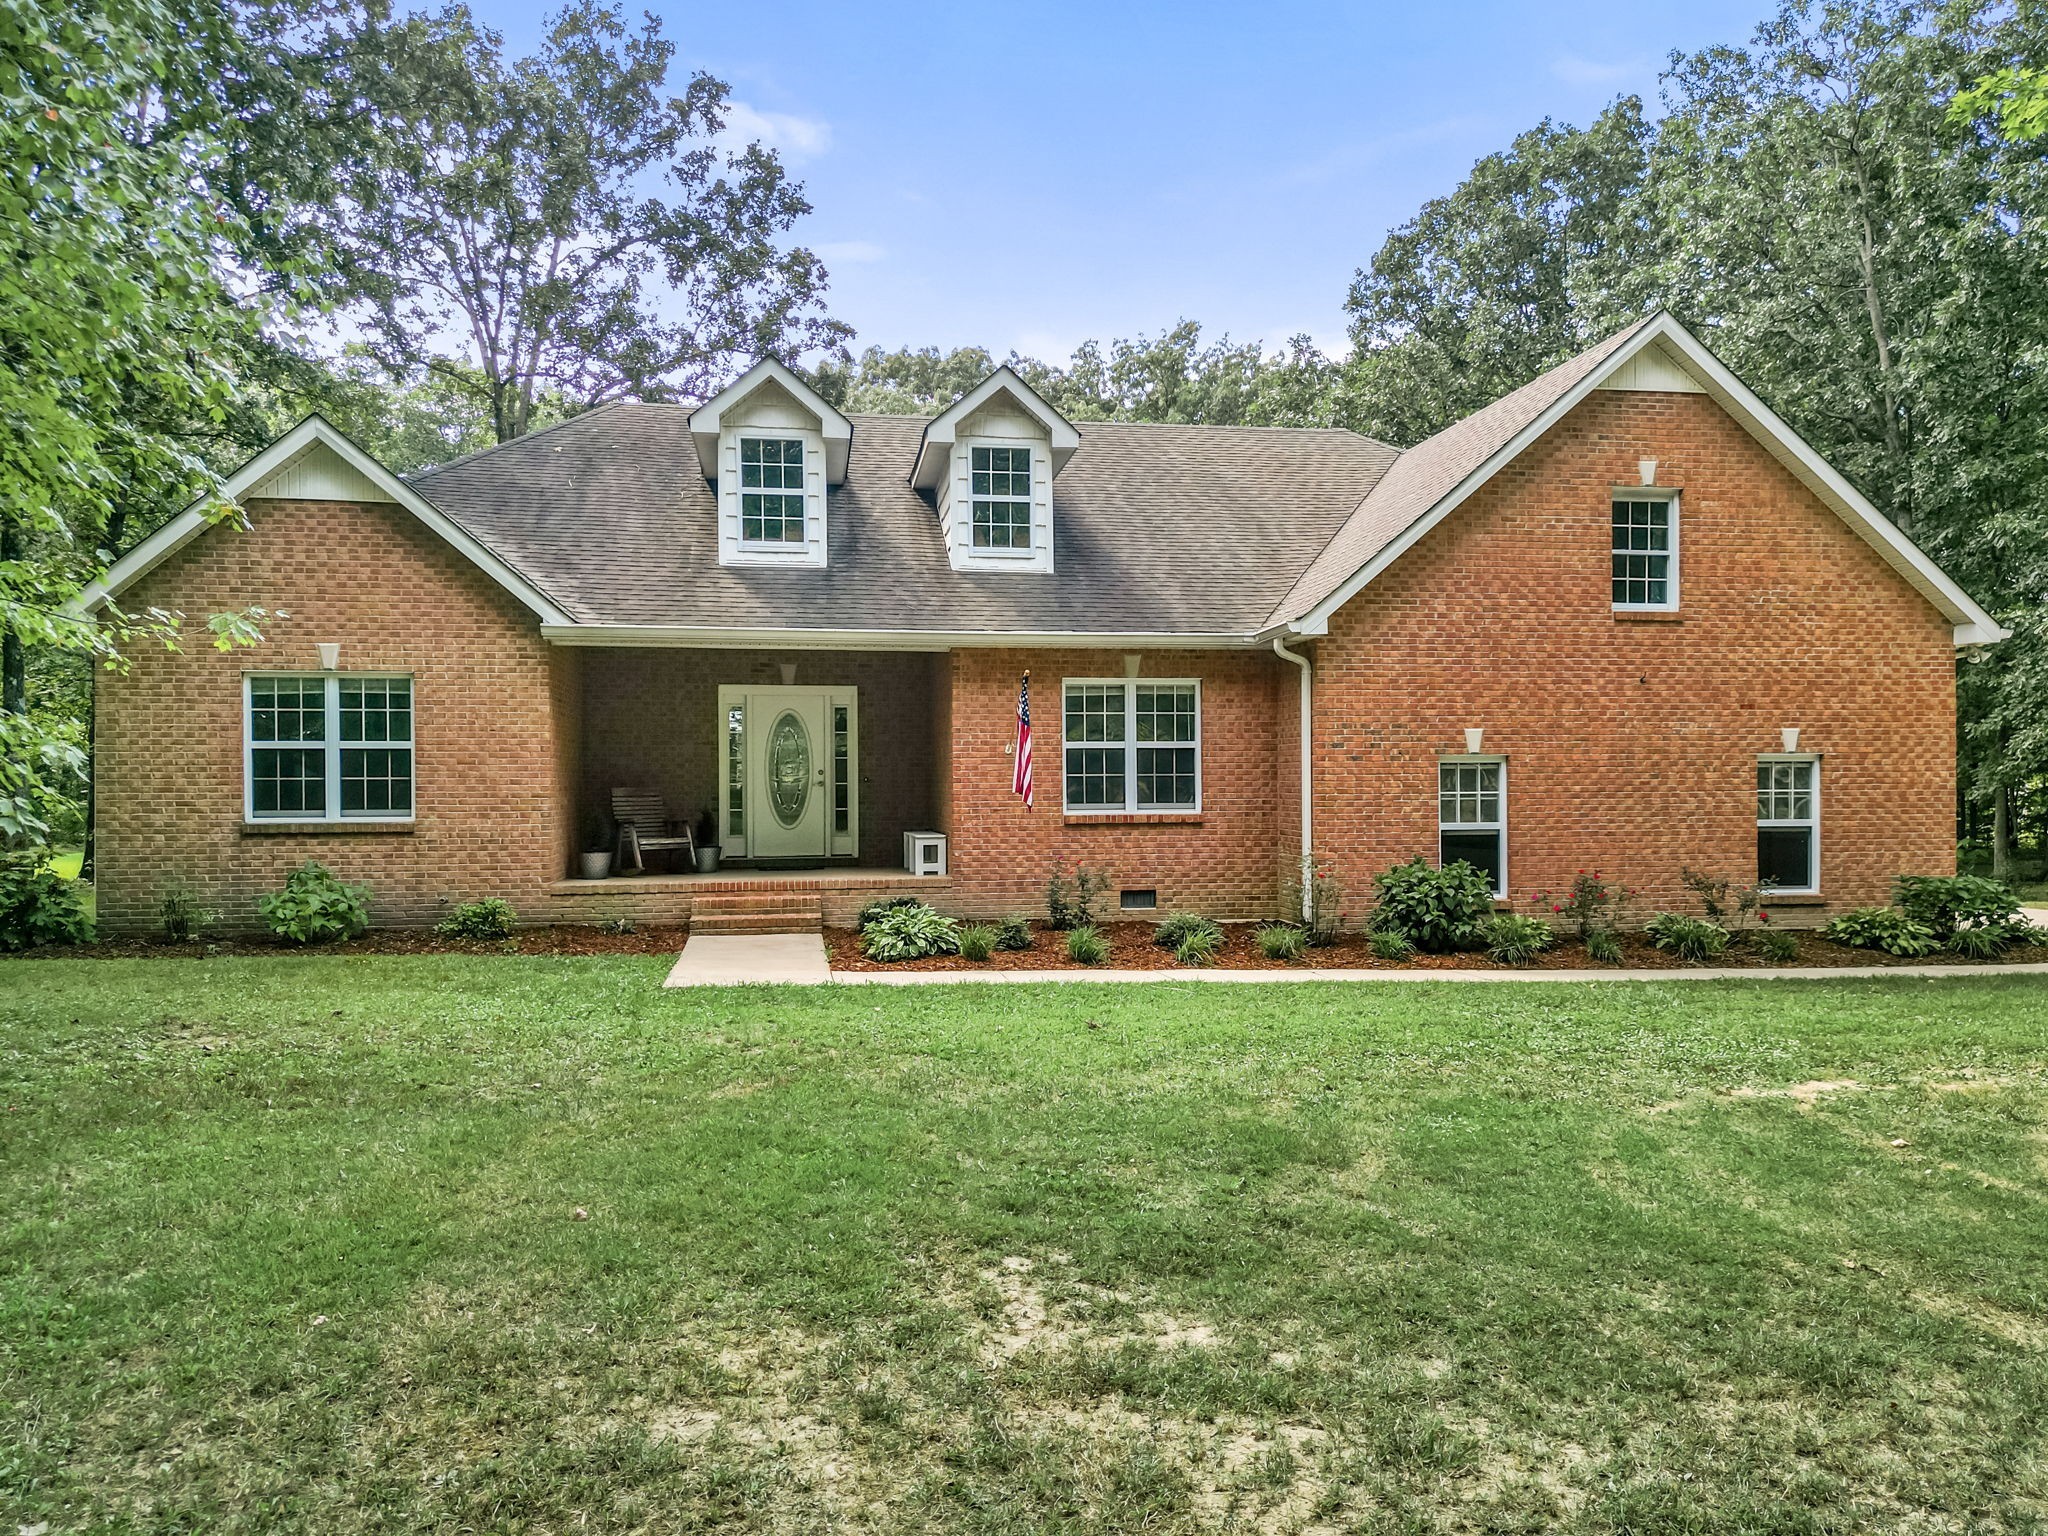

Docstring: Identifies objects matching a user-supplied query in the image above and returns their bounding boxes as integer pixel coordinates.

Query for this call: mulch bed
[827,920,2045,973]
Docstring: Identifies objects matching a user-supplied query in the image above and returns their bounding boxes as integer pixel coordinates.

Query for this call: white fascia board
[1290,313,2007,649]
[70,416,575,626]
[540,624,1261,651]
[911,366,1082,489]
[688,358,853,483]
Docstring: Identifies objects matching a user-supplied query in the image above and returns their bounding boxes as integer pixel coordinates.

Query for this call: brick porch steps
[687,891,824,935]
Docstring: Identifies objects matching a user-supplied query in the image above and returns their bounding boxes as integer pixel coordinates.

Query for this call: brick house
[80,313,2005,934]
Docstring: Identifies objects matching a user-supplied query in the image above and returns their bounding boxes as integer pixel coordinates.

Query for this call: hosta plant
[860,903,961,961]
[1646,912,1730,963]
[1822,907,1937,958]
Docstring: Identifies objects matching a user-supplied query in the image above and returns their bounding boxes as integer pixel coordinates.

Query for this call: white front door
[745,688,832,859]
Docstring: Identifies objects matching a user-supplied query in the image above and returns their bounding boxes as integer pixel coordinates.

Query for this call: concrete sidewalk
[663,934,832,987]
[830,962,2048,984]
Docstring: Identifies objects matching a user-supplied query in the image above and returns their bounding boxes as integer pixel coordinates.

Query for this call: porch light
[779,662,797,685]
[1638,458,1658,485]
[1124,653,1142,678]
[1464,727,1484,754]
[316,642,341,671]
[1781,727,1800,752]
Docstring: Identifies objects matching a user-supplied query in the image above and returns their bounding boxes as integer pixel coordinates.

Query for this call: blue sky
[482,0,1776,362]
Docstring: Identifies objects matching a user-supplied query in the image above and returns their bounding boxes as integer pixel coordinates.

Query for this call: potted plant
[694,808,721,874]
[580,813,613,880]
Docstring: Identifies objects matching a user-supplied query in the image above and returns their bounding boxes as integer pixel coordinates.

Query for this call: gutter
[1270,634,1315,925]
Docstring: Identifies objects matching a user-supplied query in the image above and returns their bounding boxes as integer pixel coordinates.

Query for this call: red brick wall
[95,498,568,933]
[941,648,1291,920]
[1307,388,1957,926]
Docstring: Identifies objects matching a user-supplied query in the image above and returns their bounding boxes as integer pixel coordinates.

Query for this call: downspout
[1271,634,1313,924]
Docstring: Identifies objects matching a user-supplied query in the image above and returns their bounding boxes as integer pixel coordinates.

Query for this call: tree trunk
[1992,785,2013,881]
[1,512,24,717]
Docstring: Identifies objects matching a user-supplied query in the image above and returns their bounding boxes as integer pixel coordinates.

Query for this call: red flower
[1758,910,1771,923]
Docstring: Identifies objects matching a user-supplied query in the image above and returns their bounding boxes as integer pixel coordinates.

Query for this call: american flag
[1013,673,1034,808]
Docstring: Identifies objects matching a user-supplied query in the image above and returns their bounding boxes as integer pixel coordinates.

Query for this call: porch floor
[549,865,951,896]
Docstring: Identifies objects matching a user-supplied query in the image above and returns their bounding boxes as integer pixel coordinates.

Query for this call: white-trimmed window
[1438,758,1505,896]
[971,445,1032,549]
[739,436,805,544]
[1612,494,1678,609]
[1062,680,1200,812]
[246,674,413,822]
[1757,756,1818,892]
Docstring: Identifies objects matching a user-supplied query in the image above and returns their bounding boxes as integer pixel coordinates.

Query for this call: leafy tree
[813,345,1005,415]
[1954,64,2048,139]
[324,0,850,442]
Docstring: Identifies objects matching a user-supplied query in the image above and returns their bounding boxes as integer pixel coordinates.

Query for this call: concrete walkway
[663,933,832,987]
[831,962,2048,984]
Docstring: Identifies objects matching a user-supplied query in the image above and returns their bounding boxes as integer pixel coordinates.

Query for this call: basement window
[1119,889,1158,911]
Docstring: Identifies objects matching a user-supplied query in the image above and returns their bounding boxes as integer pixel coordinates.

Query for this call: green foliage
[1172,926,1223,967]
[257,862,371,946]
[436,899,519,941]
[1533,870,1635,940]
[958,924,997,962]
[1369,928,1417,962]
[1681,868,1769,929]
[1371,858,1494,953]
[1256,924,1306,961]
[1822,907,1938,958]
[1756,927,1802,964]
[596,917,636,936]
[1944,923,2010,960]
[857,896,925,931]
[1484,913,1554,966]
[1954,65,2048,142]
[0,850,94,950]
[1585,928,1625,965]
[994,915,1034,952]
[1045,866,1109,931]
[1153,911,1222,950]
[859,903,961,962]
[1285,853,1345,946]
[159,884,213,944]
[1893,875,2023,942]
[1063,925,1107,965]
[1647,913,1731,963]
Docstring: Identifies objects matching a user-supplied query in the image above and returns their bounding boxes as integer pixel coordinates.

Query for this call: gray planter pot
[694,847,721,875]
[579,850,613,880]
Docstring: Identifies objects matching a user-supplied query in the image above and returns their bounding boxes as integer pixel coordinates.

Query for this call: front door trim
[717,683,858,861]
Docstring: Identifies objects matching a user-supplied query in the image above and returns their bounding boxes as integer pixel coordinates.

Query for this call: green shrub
[1173,926,1223,967]
[1585,928,1624,965]
[1532,870,1635,940]
[1153,911,1221,950]
[860,903,961,961]
[159,883,213,943]
[1370,858,1494,952]
[258,861,370,945]
[1893,875,2023,942]
[1045,866,1109,930]
[1369,927,1415,961]
[1065,924,1107,965]
[1256,924,1306,960]
[1646,912,1730,962]
[1942,923,2008,960]
[596,916,635,936]
[857,895,925,931]
[0,851,94,950]
[1484,913,1553,965]
[1822,906,1937,957]
[959,924,997,962]
[1756,926,1801,964]
[437,898,518,940]
[994,915,1034,951]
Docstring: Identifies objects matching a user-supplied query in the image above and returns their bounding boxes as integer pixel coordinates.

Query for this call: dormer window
[740,437,806,544]
[971,446,1032,549]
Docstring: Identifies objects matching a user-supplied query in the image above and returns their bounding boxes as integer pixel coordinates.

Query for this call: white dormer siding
[938,401,1055,573]
[716,381,828,568]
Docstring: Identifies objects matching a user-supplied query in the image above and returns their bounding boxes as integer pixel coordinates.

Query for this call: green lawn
[4,961,2047,1533]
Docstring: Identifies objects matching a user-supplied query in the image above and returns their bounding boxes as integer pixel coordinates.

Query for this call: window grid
[1756,757,1819,892]
[726,705,746,837]
[971,445,1032,549]
[1437,759,1506,897]
[1063,681,1200,812]
[833,705,850,835]
[739,436,805,543]
[1612,496,1675,608]
[246,675,413,822]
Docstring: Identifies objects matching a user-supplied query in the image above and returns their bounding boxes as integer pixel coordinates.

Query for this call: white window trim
[1757,752,1820,894]
[735,433,811,551]
[243,673,416,825]
[718,424,827,568]
[967,441,1036,557]
[947,435,1054,572]
[1060,678,1202,815]
[1437,753,1507,898]
[1612,490,1680,612]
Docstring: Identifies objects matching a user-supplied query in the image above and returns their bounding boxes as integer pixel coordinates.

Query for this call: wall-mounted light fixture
[316,642,341,671]
[1638,458,1659,486]
[1781,727,1801,753]
[1464,727,1485,754]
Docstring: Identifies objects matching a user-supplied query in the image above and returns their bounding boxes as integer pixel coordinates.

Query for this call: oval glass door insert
[767,710,811,828]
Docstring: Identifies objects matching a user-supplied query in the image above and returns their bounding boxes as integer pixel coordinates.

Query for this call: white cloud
[718,101,833,162]
[816,239,886,264]
[1550,54,1652,87]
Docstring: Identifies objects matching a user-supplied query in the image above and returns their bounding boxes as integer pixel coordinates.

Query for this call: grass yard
[3,961,2047,1533]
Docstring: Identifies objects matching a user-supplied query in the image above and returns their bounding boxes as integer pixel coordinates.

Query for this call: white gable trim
[71,416,574,626]
[688,357,852,484]
[911,367,1081,490]
[1283,313,2007,649]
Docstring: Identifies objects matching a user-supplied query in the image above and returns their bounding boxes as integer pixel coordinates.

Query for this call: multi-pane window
[725,704,745,837]
[247,675,412,821]
[833,704,851,835]
[1612,496,1676,608]
[1438,759,1506,896]
[971,445,1032,549]
[1062,681,1200,812]
[1757,758,1818,892]
[739,436,805,543]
